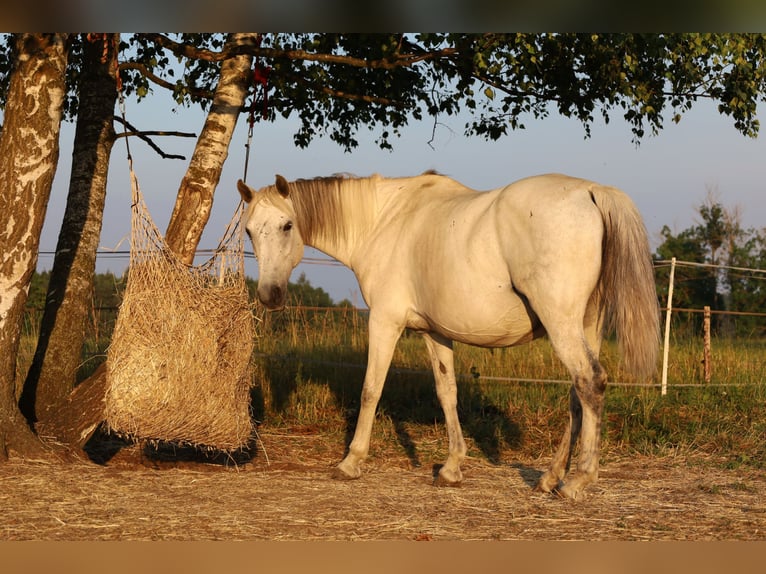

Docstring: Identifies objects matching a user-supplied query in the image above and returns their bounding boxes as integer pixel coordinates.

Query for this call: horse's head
[238,175,304,310]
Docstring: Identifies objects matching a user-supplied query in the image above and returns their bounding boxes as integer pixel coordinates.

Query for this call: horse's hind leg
[422,333,467,486]
[537,385,582,493]
[537,301,603,495]
[537,321,607,499]
[561,358,607,499]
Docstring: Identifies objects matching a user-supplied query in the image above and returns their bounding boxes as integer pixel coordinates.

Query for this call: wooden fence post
[703,305,712,383]
[661,257,676,396]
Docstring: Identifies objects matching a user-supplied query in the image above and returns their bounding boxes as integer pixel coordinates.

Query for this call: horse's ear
[237,179,254,203]
[275,174,290,198]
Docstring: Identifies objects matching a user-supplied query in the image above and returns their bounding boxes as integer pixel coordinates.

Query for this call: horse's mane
[264,174,376,247]
[261,171,448,247]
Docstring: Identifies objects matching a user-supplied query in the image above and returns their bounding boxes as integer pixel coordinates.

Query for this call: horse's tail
[590,186,660,380]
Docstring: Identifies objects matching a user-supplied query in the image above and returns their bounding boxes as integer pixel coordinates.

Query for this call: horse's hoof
[556,483,583,500]
[553,470,596,499]
[331,465,361,481]
[535,472,561,494]
[556,475,594,500]
[433,474,462,488]
[433,465,463,487]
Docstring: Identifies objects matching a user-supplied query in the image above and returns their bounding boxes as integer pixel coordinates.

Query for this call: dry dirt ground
[1,430,764,541]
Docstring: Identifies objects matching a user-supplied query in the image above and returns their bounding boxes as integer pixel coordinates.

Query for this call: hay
[105,173,255,450]
[3,446,765,541]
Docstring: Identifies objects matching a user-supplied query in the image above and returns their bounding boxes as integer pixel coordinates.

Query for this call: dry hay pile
[105,174,255,450]
[2,444,765,541]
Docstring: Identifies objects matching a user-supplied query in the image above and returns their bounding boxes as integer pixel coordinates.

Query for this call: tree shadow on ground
[83,341,524,469]
[511,462,544,488]
[82,424,259,467]
[260,348,523,471]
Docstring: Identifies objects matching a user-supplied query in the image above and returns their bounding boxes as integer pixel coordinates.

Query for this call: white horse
[238,172,659,499]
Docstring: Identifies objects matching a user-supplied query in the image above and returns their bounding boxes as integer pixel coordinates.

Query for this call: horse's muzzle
[257,283,286,310]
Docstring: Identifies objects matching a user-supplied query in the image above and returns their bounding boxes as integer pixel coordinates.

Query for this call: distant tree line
[654,194,766,337]
[25,269,345,313]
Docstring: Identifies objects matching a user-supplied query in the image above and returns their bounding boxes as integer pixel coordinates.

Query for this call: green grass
[15,304,765,470]
[252,306,766,470]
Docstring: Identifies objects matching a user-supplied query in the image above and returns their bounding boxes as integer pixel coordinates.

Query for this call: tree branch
[143,32,459,70]
[113,116,196,160]
[118,62,215,100]
[283,72,407,108]
[142,33,231,63]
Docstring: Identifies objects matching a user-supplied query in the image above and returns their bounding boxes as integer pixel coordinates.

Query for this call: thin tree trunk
[0,34,68,460]
[19,34,118,428]
[51,33,258,449]
[165,32,258,263]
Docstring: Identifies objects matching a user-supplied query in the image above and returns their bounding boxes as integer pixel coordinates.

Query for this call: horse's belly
[442,315,542,347]
[411,292,543,348]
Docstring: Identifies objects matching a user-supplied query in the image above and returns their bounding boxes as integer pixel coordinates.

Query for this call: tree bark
[0,33,69,460]
[165,32,258,263]
[35,363,107,449]
[19,34,118,427]
[43,33,258,450]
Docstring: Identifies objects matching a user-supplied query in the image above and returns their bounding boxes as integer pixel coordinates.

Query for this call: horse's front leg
[422,333,467,486]
[333,314,402,480]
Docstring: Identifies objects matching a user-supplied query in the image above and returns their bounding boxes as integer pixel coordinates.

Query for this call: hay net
[105,169,255,451]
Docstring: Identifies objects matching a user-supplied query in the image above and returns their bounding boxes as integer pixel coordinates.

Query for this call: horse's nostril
[258,283,286,309]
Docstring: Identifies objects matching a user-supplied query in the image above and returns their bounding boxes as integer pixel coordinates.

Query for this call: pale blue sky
[40,90,766,305]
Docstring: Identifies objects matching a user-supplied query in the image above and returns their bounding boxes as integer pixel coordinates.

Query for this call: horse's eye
[282,221,293,232]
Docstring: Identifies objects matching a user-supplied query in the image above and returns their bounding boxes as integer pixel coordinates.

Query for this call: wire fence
[29,253,765,392]
[38,248,349,267]
[653,257,765,393]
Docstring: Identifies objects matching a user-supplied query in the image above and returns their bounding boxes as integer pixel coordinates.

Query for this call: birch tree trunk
[165,32,258,263]
[42,33,258,449]
[0,33,68,459]
[19,34,119,427]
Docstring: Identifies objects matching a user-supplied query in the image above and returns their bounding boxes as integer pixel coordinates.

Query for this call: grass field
[15,302,766,471]
[250,305,766,471]
[8,303,765,541]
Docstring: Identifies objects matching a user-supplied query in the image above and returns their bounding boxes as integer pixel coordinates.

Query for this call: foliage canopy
[3,33,766,152]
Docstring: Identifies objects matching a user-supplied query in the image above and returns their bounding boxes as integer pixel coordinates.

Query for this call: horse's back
[498,173,612,207]
[369,173,609,347]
